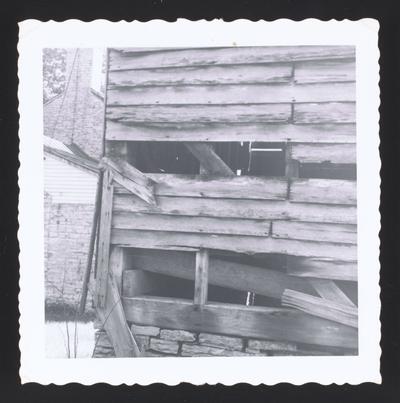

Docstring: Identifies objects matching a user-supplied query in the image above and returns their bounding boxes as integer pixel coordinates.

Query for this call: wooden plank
[115,174,288,200]
[100,157,156,205]
[291,143,356,164]
[286,256,357,282]
[95,169,114,308]
[111,229,357,260]
[112,212,271,237]
[125,250,315,299]
[294,102,356,124]
[96,273,141,357]
[105,121,356,143]
[115,175,355,205]
[109,46,355,70]
[108,246,126,295]
[108,63,292,87]
[309,278,356,306]
[113,194,357,224]
[273,221,357,244]
[290,178,356,205]
[185,143,235,176]
[107,82,355,106]
[194,249,209,305]
[106,104,291,124]
[294,60,355,84]
[282,289,358,328]
[122,295,358,348]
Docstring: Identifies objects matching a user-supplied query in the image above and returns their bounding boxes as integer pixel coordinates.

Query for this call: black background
[1,0,399,401]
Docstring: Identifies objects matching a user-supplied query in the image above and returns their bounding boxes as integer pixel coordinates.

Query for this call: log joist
[122,295,358,349]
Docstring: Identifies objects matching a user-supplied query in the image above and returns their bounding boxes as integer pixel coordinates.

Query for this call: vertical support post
[194,248,209,305]
[95,168,114,308]
[285,141,300,179]
[109,246,126,295]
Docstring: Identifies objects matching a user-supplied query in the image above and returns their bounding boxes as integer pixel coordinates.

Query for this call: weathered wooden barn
[91,46,358,358]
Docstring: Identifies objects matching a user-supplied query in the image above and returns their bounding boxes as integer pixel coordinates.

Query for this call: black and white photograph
[18,20,380,385]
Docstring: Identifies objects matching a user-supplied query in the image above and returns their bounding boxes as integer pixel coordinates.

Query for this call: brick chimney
[43,48,104,159]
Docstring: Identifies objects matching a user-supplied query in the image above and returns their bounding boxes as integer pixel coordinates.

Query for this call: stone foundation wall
[93,323,301,358]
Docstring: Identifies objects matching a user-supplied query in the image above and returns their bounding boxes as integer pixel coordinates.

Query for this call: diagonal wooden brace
[100,156,157,205]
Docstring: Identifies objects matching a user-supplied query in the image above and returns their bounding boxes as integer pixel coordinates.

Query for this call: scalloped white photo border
[18,19,381,385]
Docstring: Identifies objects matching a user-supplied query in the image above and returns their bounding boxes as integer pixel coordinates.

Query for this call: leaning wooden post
[95,168,114,308]
[194,248,209,305]
[78,169,103,315]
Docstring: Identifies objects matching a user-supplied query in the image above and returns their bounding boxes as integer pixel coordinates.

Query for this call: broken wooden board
[124,250,315,300]
[309,278,356,307]
[282,289,358,328]
[122,295,358,349]
[100,156,156,205]
[105,121,356,143]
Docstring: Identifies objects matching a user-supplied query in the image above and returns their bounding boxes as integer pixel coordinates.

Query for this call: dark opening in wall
[247,142,286,177]
[128,141,287,177]
[299,162,357,180]
[128,142,200,174]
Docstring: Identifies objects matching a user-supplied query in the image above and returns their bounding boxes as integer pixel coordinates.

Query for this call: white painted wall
[44,154,98,204]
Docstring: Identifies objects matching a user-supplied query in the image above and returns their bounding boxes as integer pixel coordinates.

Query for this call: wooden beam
[290,178,356,205]
[107,82,355,106]
[309,278,356,307]
[294,60,355,84]
[100,156,156,205]
[108,246,126,295]
[194,249,209,305]
[122,295,358,349]
[282,289,358,328]
[105,121,356,143]
[109,46,355,70]
[112,229,357,260]
[272,221,357,244]
[115,174,288,201]
[95,168,114,308]
[125,250,315,300]
[286,256,357,282]
[96,273,141,357]
[291,143,356,164]
[113,194,357,224]
[106,103,291,124]
[112,212,271,237]
[108,63,292,87]
[186,143,235,176]
[293,102,355,124]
